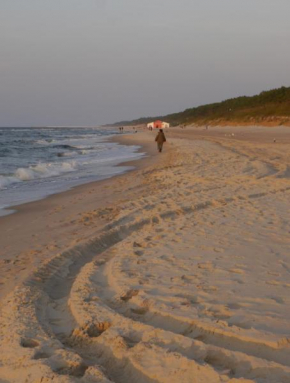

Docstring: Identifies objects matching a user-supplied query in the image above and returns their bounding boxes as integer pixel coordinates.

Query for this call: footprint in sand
[268,296,285,304]
[228,268,245,275]
[214,247,224,253]
[134,250,144,256]
[209,306,232,320]
[267,271,280,277]
[197,262,214,271]
[266,280,281,286]
[197,284,218,292]
[133,241,145,248]
[227,302,243,310]
[181,275,197,283]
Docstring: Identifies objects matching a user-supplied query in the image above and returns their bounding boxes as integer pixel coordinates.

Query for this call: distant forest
[113,86,290,126]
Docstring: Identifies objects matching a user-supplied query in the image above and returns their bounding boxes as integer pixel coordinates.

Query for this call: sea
[0,127,144,216]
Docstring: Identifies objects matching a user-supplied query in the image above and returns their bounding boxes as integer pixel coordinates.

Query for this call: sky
[1,0,290,127]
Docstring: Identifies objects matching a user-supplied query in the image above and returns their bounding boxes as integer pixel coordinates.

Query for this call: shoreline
[1,124,289,303]
[0,130,163,302]
[0,132,149,218]
[2,123,288,218]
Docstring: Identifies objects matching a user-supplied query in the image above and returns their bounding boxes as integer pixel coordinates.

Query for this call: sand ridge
[0,128,290,382]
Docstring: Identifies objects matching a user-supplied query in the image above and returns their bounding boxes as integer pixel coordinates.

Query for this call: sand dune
[0,128,290,382]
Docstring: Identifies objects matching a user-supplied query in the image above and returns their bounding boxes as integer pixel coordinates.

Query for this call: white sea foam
[0,161,77,190]
[0,148,141,190]
[57,151,78,157]
[15,161,77,181]
[0,127,143,213]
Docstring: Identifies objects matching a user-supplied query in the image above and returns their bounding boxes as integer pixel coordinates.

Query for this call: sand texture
[0,127,290,382]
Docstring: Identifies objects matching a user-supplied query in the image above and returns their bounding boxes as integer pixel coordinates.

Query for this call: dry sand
[0,126,290,382]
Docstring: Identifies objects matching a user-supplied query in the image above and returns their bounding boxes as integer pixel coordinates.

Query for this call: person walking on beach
[155,129,166,152]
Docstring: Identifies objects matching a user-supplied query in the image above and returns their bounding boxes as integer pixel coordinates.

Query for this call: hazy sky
[1,0,290,126]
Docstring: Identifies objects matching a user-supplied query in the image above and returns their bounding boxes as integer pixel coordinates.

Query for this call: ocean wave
[52,144,77,150]
[57,151,79,157]
[79,149,91,155]
[0,161,77,189]
[36,139,55,145]
[15,161,77,181]
[56,146,100,157]
[0,175,20,189]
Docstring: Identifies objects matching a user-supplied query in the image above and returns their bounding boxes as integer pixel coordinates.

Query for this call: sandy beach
[1,126,290,382]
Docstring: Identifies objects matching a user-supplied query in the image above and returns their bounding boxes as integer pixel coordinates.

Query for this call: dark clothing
[157,142,163,152]
[155,130,166,144]
[155,130,166,152]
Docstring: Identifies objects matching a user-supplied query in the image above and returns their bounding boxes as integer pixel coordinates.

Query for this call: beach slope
[0,127,290,382]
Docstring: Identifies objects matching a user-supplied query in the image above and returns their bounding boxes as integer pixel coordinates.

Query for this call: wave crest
[0,161,77,189]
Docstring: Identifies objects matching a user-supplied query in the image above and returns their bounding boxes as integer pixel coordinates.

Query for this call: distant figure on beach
[155,129,166,152]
